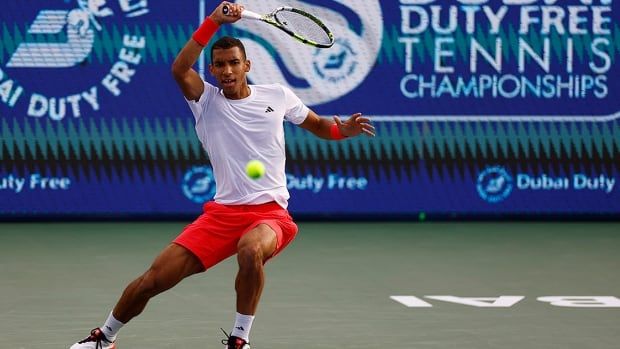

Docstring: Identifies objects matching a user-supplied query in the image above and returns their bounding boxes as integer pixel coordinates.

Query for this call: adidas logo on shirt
[265,106,274,113]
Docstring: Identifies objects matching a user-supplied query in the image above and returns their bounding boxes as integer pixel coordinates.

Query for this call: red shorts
[173,201,298,270]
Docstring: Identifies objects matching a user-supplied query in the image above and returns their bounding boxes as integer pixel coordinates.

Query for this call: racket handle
[222,5,262,20]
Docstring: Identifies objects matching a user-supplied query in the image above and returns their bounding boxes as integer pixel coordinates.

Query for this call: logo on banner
[477,166,616,202]
[312,38,358,85]
[397,0,615,118]
[477,166,513,203]
[0,0,149,121]
[236,0,383,105]
[182,166,216,204]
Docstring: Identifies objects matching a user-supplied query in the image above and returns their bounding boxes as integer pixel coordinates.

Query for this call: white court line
[365,110,620,122]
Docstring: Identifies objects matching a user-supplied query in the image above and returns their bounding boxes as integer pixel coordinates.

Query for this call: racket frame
[223,5,334,48]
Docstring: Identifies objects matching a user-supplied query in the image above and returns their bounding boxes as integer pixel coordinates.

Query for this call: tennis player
[69,2,374,349]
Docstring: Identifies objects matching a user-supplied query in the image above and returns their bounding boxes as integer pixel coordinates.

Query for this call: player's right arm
[171,2,242,101]
[171,39,206,102]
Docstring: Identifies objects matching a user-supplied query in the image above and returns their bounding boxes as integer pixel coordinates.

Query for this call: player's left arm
[298,110,375,140]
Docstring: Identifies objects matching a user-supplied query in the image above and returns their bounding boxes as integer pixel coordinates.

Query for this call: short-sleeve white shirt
[186,82,309,208]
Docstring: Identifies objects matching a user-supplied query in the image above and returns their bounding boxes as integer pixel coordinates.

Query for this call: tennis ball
[246,160,265,180]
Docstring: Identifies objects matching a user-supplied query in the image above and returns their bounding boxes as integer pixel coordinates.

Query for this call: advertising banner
[1,0,618,218]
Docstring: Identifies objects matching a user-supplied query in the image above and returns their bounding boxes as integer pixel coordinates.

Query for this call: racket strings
[274,10,332,46]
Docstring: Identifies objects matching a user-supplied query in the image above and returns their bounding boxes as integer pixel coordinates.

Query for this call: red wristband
[330,123,347,140]
[192,17,219,46]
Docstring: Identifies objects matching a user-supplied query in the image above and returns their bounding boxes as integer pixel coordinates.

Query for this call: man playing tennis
[69,2,374,349]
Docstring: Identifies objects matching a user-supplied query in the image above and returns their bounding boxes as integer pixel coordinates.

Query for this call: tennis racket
[223,5,334,48]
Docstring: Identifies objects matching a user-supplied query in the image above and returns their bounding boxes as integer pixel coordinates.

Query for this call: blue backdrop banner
[1,1,618,218]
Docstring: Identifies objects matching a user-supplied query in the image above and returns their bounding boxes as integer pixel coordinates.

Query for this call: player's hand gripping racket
[223,5,334,48]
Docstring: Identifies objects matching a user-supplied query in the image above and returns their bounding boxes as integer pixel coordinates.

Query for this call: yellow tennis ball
[246,160,265,180]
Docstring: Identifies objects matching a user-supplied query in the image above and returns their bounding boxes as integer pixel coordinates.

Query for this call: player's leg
[114,242,205,322]
[236,223,278,314]
[223,223,277,349]
[69,243,204,349]
[224,211,298,349]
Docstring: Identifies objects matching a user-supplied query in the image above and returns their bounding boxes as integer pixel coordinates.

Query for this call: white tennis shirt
[186,82,309,208]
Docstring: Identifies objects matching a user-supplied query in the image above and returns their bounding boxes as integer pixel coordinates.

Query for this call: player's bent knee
[237,244,264,269]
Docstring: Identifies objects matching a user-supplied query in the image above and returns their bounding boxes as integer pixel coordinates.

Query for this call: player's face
[209,47,251,99]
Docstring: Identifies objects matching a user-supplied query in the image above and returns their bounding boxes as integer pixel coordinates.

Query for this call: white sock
[100,312,124,342]
[231,312,255,342]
